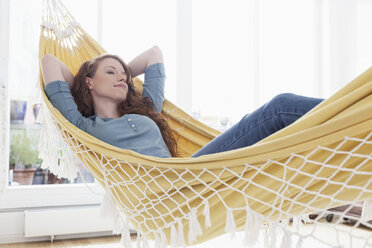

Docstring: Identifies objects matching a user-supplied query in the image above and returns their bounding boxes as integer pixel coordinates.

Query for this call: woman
[42,46,323,158]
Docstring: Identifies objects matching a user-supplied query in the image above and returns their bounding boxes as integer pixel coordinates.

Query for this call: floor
[1,224,371,248]
[0,236,122,248]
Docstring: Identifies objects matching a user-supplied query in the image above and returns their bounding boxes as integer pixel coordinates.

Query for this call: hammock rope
[38,0,372,247]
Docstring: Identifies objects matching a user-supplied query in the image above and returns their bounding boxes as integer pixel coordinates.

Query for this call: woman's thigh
[191,93,323,157]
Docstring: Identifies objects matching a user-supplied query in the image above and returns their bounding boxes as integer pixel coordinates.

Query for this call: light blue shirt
[44,63,172,158]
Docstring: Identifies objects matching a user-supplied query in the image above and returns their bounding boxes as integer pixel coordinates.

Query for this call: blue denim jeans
[191,93,323,157]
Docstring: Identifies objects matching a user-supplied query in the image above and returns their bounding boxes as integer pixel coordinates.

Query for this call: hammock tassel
[120,215,132,248]
[170,223,177,248]
[159,230,167,248]
[188,208,202,244]
[362,199,372,222]
[177,218,186,247]
[296,237,304,248]
[280,228,292,248]
[243,210,253,246]
[38,104,79,180]
[137,233,150,248]
[100,190,123,234]
[154,231,160,248]
[269,222,278,248]
[243,208,261,246]
[292,216,302,230]
[264,225,269,248]
[113,208,124,234]
[225,208,236,238]
[254,214,262,237]
[202,199,211,228]
[100,190,116,218]
[143,235,150,248]
[136,232,142,248]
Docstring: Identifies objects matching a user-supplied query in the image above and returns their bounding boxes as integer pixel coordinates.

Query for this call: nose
[118,74,126,82]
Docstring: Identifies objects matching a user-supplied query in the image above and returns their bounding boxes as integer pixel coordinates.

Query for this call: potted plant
[9,130,43,185]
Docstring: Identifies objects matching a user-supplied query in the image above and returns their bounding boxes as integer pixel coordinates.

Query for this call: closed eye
[106,71,114,74]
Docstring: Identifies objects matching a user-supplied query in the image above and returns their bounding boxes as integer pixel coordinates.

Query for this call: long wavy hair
[71,54,178,157]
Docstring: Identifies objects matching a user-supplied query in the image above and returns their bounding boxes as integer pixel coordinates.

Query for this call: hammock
[38,0,372,247]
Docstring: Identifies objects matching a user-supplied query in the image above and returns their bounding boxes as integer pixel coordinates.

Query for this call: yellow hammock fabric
[39,0,372,247]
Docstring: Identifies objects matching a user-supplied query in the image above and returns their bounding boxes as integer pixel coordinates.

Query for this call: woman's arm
[128,45,164,78]
[42,54,92,131]
[41,54,74,88]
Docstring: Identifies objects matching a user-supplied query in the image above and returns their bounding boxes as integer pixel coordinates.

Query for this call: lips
[114,83,127,89]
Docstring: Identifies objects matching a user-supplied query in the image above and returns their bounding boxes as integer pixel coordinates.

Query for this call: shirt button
[131,124,135,128]
[128,118,131,122]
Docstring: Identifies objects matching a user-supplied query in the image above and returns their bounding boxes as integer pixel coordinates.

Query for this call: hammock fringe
[116,208,302,248]
[170,223,177,248]
[362,199,372,222]
[177,218,186,247]
[38,102,79,180]
[100,190,118,219]
[188,208,203,244]
[225,208,237,238]
[120,215,133,248]
[243,208,262,246]
[202,199,211,228]
[280,226,292,248]
[296,237,304,248]
[160,230,168,248]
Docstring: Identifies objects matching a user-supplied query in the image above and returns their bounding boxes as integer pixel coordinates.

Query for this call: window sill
[0,183,105,210]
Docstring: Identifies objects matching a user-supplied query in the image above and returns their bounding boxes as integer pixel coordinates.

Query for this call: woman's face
[86,58,128,104]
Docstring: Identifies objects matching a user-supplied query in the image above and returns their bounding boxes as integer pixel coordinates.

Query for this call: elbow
[41,54,55,73]
[41,54,54,86]
[41,54,55,66]
[152,45,161,53]
[150,45,163,64]
[41,54,62,86]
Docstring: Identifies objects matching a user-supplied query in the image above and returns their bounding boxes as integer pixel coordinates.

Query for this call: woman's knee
[267,93,297,110]
[268,93,323,114]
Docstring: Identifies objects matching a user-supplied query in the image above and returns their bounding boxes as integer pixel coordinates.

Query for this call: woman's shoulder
[144,63,165,79]
[44,80,70,97]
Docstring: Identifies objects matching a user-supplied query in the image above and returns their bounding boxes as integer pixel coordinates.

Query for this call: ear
[85,77,93,90]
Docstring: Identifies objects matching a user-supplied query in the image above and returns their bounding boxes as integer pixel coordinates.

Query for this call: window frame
[0,0,104,210]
